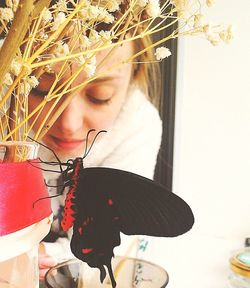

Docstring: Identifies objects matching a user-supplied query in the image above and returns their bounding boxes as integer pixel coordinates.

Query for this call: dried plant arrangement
[0,0,232,160]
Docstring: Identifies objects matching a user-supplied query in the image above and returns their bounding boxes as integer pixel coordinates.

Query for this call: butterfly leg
[99,265,107,283]
[106,262,117,288]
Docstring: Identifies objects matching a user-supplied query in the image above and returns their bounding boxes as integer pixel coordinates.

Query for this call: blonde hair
[133,35,161,109]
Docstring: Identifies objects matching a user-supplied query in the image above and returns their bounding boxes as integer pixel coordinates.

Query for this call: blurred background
[153,0,250,287]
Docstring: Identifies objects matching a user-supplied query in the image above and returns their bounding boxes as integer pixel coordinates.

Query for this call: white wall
[152,1,250,287]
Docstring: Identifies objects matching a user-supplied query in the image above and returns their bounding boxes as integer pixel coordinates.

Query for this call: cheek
[28,96,51,132]
[89,93,126,129]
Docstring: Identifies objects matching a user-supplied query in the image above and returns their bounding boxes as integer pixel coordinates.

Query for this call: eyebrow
[42,72,121,81]
[90,75,122,84]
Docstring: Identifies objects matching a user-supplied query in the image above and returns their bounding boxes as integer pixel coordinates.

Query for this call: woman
[30,34,163,279]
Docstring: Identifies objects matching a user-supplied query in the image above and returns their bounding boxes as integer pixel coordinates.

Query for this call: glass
[0,141,39,162]
[0,246,39,288]
[228,248,250,288]
[45,257,169,288]
[0,141,40,288]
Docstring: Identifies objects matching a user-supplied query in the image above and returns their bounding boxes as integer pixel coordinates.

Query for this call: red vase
[0,141,52,287]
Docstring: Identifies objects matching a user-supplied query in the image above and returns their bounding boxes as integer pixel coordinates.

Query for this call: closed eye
[86,94,111,105]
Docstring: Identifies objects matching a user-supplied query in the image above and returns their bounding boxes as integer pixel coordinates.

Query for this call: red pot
[0,160,52,236]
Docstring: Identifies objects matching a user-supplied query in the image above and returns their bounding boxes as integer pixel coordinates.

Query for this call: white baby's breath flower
[0,7,14,22]
[88,5,100,19]
[54,41,70,57]
[85,64,96,77]
[155,47,171,61]
[84,55,97,77]
[27,76,39,88]
[193,13,206,29]
[10,58,22,76]
[89,29,100,43]
[98,7,114,23]
[146,0,161,18]
[20,82,31,96]
[203,23,222,46]
[52,0,67,12]
[79,7,88,18]
[101,0,121,12]
[39,31,49,40]
[206,0,215,7]
[3,73,13,86]
[80,35,91,50]
[76,55,86,65]
[137,0,148,8]
[170,0,188,15]
[219,25,234,43]
[51,12,66,31]
[42,8,52,23]
[206,33,220,46]
[99,30,112,41]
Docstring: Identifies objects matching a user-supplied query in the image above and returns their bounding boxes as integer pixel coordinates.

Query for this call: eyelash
[86,94,111,105]
[32,88,112,105]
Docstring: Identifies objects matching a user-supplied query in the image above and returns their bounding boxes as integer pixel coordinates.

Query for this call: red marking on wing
[77,217,93,235]
[61,162,81,231]
[78,226,83,235]
[82,248,93,254]
[108,198,113,206]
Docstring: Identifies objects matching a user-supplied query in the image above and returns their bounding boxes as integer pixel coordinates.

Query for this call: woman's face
[29,42,134,159]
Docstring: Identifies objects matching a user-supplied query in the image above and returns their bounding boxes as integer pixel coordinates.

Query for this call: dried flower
[155,47,171,60]
[54,0,68,12]
[80,35,91,50]
[3,73,13,86]
[51,12,66,31]
[219,25,234,43]
[146,0,161,18]
[27,76,39,88]
[54,41,70,57]
[101,0,121,12]
[42,8,53,23]
[0,7,14,22]
[0,0,232,143]
[193,13,206,29]
[10,58,22,76]
[84,55,96,77]
[20,82,31,96]
[206,0,215,7]
[137,0,148,8]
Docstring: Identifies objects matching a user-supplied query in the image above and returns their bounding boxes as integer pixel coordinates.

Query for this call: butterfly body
[61,157,83,231]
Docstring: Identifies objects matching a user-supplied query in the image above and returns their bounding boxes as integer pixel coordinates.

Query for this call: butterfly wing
[70,167,194,287]
[79,167,194,237]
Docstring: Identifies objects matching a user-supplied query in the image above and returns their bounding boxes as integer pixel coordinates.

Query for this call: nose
[55,96,85,135]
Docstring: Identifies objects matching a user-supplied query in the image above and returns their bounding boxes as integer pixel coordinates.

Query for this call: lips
[49,135,85,151]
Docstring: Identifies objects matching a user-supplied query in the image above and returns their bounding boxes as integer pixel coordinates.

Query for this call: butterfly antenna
[27,136,63,174]
[32,193,60,208]
[83,130,107,159]
[83,129,96,157]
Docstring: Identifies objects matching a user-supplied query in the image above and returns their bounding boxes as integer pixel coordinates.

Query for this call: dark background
[154,23,178,191]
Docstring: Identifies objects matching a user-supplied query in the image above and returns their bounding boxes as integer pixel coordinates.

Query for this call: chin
[38,143,83,163]
[56,149,82,162]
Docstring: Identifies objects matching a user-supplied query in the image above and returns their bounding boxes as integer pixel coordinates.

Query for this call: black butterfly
[30,131,194,288]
